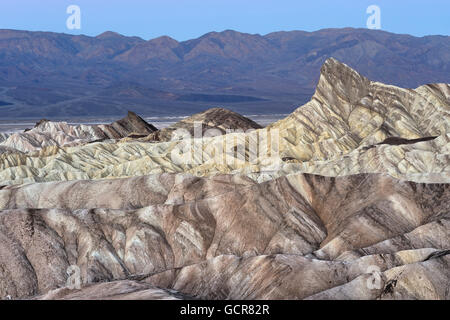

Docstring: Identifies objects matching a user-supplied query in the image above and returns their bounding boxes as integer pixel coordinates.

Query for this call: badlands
[0,58,449,300]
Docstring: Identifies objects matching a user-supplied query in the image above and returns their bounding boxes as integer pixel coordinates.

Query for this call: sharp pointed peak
[319,57,368,82]
[323,57,352,70]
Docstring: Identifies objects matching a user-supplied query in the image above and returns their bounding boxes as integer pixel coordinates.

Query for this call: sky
[0,0,448,40]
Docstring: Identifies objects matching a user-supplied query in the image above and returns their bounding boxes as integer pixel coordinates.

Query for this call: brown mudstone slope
[0,172,448,300]
[0,58,448,300]
[140,107,263,142]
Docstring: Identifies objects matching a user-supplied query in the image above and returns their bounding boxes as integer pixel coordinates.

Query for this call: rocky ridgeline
[0,59,448,300]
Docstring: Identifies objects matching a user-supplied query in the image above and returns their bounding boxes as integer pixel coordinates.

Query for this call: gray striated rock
[0,111,157,153]
[142,107,263,142]
[34,280,189,300]
[0,172,448,300]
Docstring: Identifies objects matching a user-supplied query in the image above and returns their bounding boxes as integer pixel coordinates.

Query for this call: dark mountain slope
[0,28,448,118]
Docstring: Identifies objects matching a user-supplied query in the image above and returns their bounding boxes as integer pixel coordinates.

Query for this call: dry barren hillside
[0,59,448,185]
[0,59,448,300]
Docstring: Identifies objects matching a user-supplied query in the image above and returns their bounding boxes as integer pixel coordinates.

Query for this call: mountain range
[0,28,449,118]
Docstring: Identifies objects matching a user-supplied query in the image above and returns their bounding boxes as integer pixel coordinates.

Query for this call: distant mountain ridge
[0,28,449,118]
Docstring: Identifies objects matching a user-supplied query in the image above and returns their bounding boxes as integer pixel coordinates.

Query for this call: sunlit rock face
[270,58,449,163]
[0,58,448,300]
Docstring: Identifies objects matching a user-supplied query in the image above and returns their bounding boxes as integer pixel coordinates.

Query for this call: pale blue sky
[0,0,448,40]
